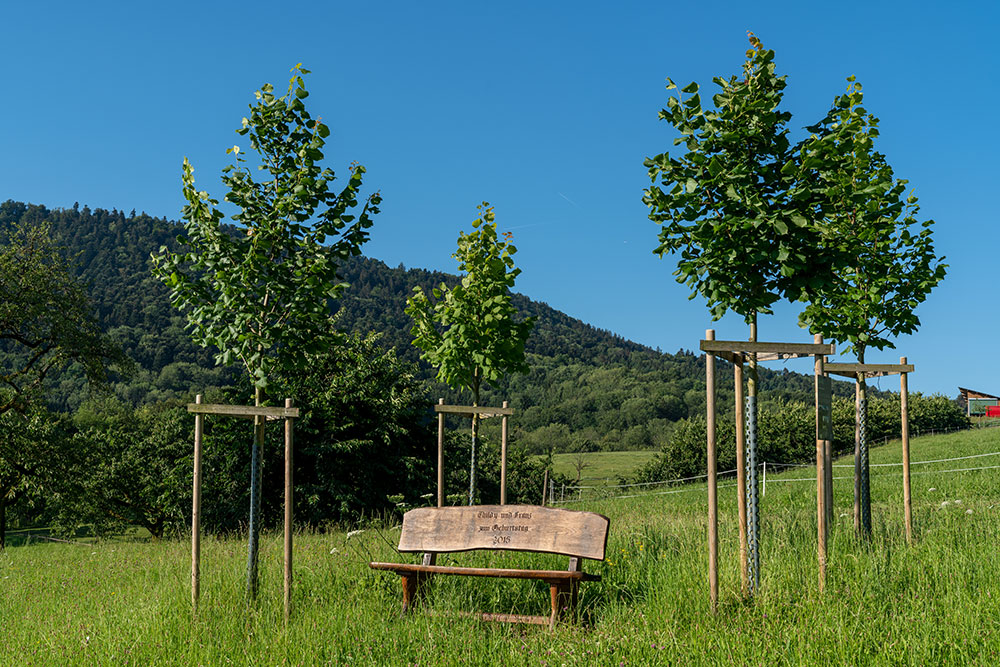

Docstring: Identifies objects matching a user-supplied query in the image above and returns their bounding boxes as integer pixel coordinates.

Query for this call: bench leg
[400,573,430,614]
[548,582,572,631]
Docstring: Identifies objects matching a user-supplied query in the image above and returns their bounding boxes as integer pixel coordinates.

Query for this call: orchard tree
[798,78,946,534]
[0,222,128,548]
[406,203,534,505]
[152,65,380,595]
[1,222,128,415]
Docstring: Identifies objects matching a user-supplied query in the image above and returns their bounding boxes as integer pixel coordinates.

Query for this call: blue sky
[1,1,995,397]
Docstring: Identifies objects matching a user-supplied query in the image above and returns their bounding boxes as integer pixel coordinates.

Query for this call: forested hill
[1,200,863,451]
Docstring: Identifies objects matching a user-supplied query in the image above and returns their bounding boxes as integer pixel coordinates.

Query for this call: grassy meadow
[549,450,658,485]
[3,428,1000,665]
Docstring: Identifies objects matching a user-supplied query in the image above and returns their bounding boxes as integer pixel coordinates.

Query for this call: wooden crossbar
[700,340,835,356]
[823,362,914,378]
[434,404,513,417]
[187,403,300,418]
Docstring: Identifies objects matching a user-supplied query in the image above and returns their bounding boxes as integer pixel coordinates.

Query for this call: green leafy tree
[0,406,72,548]
[643,33,848,593]
[798,78,946,533]
[56,398,190,540]
[0,222,128,547]
[644,33,841,327]
[647,33,791,592]
[406,203,534,504]
[151,65,380,595]
[1,222,128,414]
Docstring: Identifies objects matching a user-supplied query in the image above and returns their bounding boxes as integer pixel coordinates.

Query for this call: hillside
[1,199,867,451]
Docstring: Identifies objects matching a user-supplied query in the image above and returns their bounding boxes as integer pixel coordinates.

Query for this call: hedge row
[631,394,969,484]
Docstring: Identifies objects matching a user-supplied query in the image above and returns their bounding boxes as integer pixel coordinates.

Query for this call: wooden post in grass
[705,329,718,613]
[437,398,445,507]
[900,357,913,544]
[191,394,203,611]
[854,380,862,533]
[500,400,510,505]
[734,354,749,596]
[814,336,827,593]
[284,398,294,624]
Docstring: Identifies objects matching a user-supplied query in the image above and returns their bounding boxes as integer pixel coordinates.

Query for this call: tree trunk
[468,371,480,506]
[745,314,760,595]
[857,347,872,535]
[247,385,264,598]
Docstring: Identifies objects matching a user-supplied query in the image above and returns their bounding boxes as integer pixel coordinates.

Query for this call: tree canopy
[643,33,845,324]
[796,78,946,361]
[0,221,128,414]
[151,65,380,391]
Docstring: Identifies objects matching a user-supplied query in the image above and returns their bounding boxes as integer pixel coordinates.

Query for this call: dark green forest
[1,200,875,452]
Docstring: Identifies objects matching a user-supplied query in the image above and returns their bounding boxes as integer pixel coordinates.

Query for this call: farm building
[958,387,1000,416]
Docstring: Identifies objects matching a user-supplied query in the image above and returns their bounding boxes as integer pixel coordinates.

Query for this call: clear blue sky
[1,1,995,397]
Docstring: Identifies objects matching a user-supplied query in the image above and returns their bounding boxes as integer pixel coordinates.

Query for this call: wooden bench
[370,504,610,630]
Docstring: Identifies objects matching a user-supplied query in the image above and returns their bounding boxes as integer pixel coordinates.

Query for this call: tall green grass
[3,429,999,664]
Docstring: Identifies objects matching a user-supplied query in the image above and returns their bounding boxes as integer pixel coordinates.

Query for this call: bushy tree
[798,78,946,533]
[1,222,128,414]
[57,398,190,540]
[643,33,847,592]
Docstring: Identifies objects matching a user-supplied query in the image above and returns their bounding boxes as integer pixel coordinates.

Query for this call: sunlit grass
[3,428,999,664]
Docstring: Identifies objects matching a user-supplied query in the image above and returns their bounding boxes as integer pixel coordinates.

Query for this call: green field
[3,428,1000,664]
[549,449,658,484]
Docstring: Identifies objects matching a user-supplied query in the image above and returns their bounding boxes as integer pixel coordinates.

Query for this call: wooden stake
[814,336,826,594]
[541,469,548,507]
[734,355,748,596]
[500,400,509,505]
[854,379,861,532]
[192,394,203,612]
[284,398,294,624]
[437,398,445,507]
[824,413,833,530]
[705,329,718,613]
[900,357,913,544]
[746,319,760,595]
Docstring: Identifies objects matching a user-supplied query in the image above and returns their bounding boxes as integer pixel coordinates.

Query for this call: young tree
[152,65,380,595]
[643,33,851,593]
[798,79,946,533]
[406,203,534,505]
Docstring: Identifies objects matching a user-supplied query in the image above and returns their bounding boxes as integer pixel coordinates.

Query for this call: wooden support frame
[434,401,514,505]
[187,396,300,622]
[819,358,915,543]
[702,331,836,604]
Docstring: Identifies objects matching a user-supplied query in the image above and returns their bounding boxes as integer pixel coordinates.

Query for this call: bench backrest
[397,505,610,561]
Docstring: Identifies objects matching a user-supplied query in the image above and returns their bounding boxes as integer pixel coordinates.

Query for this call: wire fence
[550,424,1000,506]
